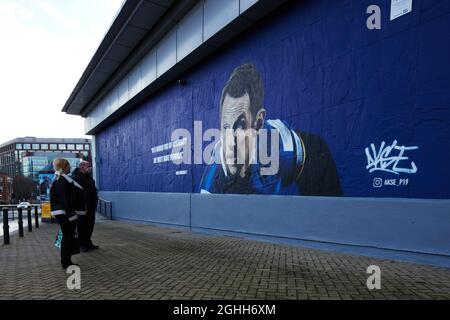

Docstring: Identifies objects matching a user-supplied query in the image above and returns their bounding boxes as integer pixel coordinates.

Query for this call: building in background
[0,173,13,204]
[62,0,450,267]
[22,152,83,184]
[0,137,91,179]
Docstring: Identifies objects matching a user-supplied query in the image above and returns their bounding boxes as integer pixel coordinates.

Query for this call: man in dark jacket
[72,161,99,252]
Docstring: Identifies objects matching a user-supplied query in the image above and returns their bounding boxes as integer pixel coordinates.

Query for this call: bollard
[27,207,32,232]
[3,208,10,245]
[34,206,39,228]
[18,208,24,237]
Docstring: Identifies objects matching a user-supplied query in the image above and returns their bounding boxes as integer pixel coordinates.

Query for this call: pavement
[0,216,449,300]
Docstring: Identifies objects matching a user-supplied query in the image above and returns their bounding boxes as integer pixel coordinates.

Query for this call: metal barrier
[34,206,39,229]
[18,208,24,237]
[0,205,18,221]
[27,207,32,232]
[2,208,9,245]
[97,198,112,220]
[1,205,41,245]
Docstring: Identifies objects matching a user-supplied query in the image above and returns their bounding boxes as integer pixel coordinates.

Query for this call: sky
[0,0,124,144]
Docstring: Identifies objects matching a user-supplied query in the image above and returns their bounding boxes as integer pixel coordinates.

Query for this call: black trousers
[55,215,77,265]
[77,209,96,247]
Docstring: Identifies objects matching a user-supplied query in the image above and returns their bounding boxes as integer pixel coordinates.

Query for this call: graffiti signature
[365,140,419,175]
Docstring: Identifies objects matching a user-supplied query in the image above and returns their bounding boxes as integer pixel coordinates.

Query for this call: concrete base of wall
[99,191,450,268]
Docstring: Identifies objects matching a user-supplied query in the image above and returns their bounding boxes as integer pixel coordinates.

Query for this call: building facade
[22,152,84,183]
[63,0,450,266]
[0,173,13,204]
[0,137,91,180]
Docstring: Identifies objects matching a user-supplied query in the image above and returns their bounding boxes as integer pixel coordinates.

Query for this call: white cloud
[35,0,81,33]
[0,0,123,143]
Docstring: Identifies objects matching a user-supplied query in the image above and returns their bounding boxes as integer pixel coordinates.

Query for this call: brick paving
[0,217,449,300]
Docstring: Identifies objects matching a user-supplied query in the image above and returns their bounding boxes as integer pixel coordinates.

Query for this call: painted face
[220,93,257,176]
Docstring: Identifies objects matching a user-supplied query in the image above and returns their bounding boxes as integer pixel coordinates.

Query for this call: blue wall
[95,0,450,267]
[96,0,450,199]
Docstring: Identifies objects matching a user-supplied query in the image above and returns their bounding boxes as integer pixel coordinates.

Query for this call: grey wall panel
[191,194,450,256]
[100,191,191,226]
[177,2,203,62]
[157,29,177,76]
[106,90,119,116]
[117,78,129,107]
[97,191,450,266]
[128,65,142,99]
[141,50,157,88]
[203,0,240,41]
[240,0,259,14]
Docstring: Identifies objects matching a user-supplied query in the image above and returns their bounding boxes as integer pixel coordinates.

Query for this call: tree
[12,176,36,202]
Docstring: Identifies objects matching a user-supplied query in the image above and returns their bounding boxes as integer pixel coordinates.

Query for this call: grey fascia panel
[176,2,203,62]
[203,15,253,48]
[141,49,157,87]
[203,0,239,41]
[240,0,284,21]
[156,29,177,76]
[118,77,130,107]
[129,64,143,99]
[240,0,259,14]
[107,89,120,116]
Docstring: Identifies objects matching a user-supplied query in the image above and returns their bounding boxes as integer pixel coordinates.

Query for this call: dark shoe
[62,261,79,270]
[80,246,89,252]
[88,244,99,250]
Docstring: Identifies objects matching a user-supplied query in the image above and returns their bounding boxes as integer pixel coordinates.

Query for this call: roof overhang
[62,0,175,115]
[63,0,290,134]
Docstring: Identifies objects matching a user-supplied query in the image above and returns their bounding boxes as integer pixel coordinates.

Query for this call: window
[16,144,22,150]
[58,144,66,150]
[32,144,40,150]
[67,144,75,150]
[85,144,90,150]
[41,144,48,150]
[50,144,57,150]
[76,144,84,151]
[23,144,31,150]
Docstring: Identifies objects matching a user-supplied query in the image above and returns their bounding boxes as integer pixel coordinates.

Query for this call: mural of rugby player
[199,63,342,196]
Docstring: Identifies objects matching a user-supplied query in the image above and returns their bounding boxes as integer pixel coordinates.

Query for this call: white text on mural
[365,140,419,175]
